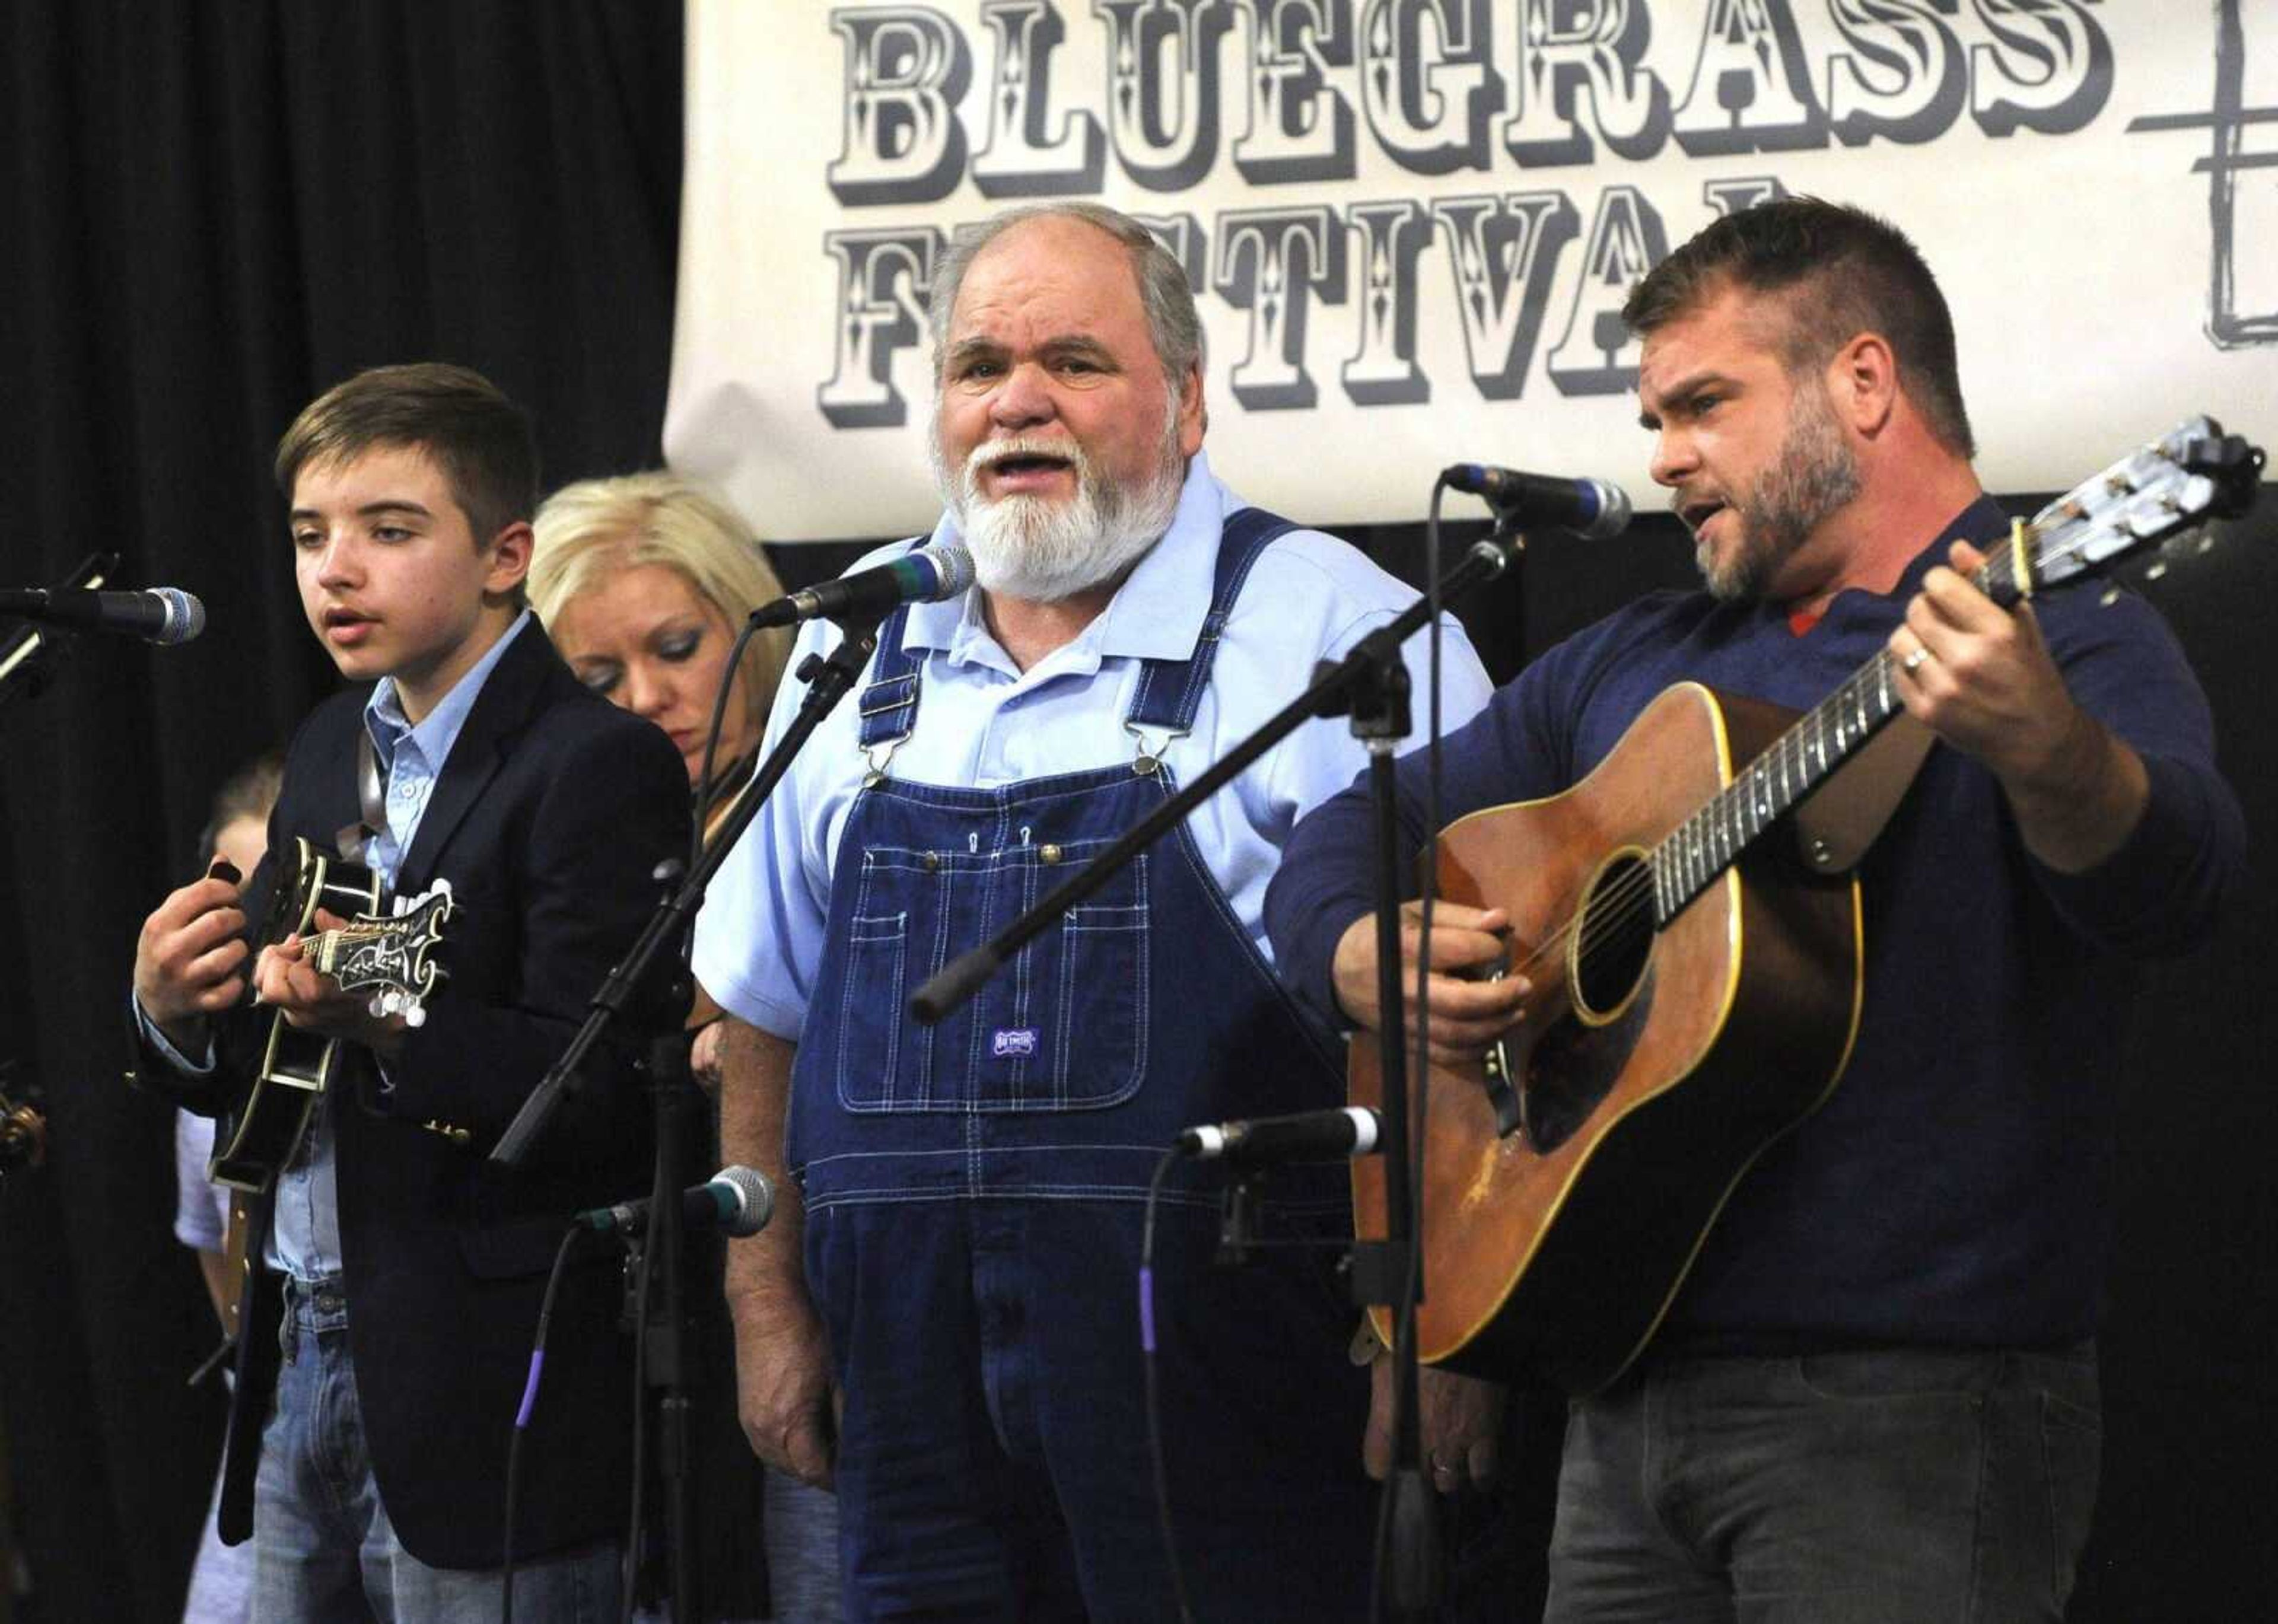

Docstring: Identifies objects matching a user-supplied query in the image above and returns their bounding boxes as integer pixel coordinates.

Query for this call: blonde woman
[532,472,838,1623]
[531,471,792,816]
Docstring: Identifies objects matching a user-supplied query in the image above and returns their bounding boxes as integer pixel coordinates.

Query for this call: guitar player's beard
[1701,380,1862,603]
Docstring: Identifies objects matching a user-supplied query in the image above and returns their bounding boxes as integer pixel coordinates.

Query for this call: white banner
[667,0,2278,542]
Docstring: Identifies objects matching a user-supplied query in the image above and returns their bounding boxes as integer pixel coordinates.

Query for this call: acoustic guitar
[1351,416,2263,1394]
[206,837,454,1194]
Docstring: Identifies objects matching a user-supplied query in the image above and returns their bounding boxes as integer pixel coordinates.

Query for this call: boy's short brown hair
[275,364,539,601]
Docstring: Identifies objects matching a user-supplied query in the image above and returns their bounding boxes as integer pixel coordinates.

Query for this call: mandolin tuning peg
[403,1002,427,1029]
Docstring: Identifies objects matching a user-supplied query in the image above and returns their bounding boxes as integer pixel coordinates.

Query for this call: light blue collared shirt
[140,612,532,1282]
[691,451,1494,1042]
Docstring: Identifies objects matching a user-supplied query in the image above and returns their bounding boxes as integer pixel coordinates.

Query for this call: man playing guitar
[1267,198,2248,1622]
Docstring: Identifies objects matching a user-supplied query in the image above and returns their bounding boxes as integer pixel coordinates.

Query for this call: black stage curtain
[3,5,2274,1622]
[0,5,681,1618]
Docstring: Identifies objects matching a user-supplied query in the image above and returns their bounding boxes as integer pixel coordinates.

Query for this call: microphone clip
[1216,1168,1270,1267]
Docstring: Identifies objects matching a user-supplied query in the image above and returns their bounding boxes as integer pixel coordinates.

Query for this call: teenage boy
[132,363,691,1622]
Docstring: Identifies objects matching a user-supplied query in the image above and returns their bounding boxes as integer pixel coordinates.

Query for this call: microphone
[0,587,206,646]
[749,545,975,630]
[1175,1107,1381,1166]
[576,1165,774,1239]
[1443,466,1633,540]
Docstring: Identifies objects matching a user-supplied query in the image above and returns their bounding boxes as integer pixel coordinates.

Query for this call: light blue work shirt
[139,612,532,1282]
[691,450,1493,1043]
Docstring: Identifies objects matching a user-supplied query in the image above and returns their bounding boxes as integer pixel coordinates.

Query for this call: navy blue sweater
[1266,498,2246,1350]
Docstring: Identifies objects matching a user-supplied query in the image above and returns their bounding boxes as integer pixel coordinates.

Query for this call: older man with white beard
[691,201,1493,1620]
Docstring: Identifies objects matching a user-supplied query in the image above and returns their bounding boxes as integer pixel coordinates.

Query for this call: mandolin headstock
[314,878,456,1027]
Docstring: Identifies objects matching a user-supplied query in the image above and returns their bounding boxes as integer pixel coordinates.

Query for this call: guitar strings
[1471,511,2079,1006]
[1443,449,2193,1026]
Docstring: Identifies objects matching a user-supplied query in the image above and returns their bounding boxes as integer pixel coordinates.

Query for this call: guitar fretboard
[1611,416,2236,936]
[1649,528,2053,923]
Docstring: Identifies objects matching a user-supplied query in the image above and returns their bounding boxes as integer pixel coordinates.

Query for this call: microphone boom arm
[908,534,1517,1023]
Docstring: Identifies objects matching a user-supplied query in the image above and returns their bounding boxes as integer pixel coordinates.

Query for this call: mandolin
[1351,416,2263,1394]
[206,837,454,1194]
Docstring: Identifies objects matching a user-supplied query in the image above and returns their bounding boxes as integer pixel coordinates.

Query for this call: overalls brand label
[991,1028,1039,1059]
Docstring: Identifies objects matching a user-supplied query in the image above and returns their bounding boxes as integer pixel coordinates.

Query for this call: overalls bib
[789,509,1375,1620]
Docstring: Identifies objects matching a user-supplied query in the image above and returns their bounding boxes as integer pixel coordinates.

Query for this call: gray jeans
[1546,1344,2101,1623]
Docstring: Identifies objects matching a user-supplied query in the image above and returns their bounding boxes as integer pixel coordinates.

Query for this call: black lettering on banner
[1701,174,1788,219]
[1967,0,2112,139]
[790,0,2248,426]
[1234,0,1359,184]
[1099,0,1240,191]
[829,6,975,205]
[973,0,1107,196]
[1671,0,1828,156]
[1131,209,1213,292]
[1546,183,1667,397]
[1432,190,1579,400]
[1214,205,1348,409]
[2126,0,2278,348]
[1825,0,1968,148]
[818,228,948,428]
[1341,199,1434,406]
[1363,0,1503,176]
[1502,0,1672,168]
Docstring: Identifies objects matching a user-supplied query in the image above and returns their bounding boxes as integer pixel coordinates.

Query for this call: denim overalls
[788,510,1376,1619]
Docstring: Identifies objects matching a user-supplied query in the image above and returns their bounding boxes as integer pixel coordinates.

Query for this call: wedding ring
[1902,645,1932,674]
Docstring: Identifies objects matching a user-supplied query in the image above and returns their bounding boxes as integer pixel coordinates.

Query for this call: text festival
[814,1,2114,426]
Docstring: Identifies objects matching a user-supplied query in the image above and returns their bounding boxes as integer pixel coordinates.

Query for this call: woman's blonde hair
[529,472,792,750]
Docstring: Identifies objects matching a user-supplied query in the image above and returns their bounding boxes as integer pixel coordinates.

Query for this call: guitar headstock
[319,878,456,1028]
[2021,416,2264,593]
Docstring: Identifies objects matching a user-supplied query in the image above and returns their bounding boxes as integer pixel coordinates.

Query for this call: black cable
[620,1230,654,1624]
[691,616,767,874]
[501,1224,592,1624]
[1140,1150,1198,1624]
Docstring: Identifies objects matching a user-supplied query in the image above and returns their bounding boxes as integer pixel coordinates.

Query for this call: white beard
[931,406,1187,603]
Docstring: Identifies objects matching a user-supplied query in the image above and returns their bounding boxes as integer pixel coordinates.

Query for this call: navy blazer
[138,619,692,1566]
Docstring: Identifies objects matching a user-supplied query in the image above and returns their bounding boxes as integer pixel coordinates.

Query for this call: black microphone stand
[909,525,1527,1622]
[0,552,120,713]
[491,603,893,1620]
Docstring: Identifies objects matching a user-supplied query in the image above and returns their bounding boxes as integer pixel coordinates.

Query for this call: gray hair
[927,203,1206,393]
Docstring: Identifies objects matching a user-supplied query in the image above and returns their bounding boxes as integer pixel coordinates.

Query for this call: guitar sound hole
[1573,853,1654,1020]
[1516,854,1656,1155]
